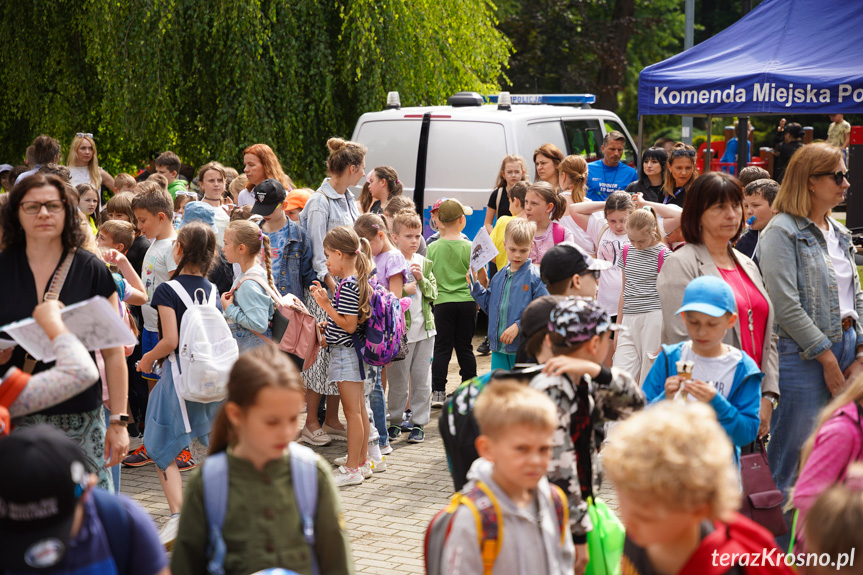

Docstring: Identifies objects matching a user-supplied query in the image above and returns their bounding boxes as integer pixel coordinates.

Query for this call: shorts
[141,329,160,381]
[326,345,366,385]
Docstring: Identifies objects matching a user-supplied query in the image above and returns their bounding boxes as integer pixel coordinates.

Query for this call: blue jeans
[769,327,856,502]
[230,323,271,354]
[368,366,390,448]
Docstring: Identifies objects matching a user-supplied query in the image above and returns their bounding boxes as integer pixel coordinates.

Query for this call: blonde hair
[773,142,843,218]
[558,155,588,203]
[322,226,373,323]
[494,154,529,189]
[113,172,136,192]
[474,380,556,439]
[66,134,101,189]
[99,220,136,253]
[146,173,169,193]
[226,220,277,293]
[504,217,536,247]
[228,174,248,201]
[804,464,863,567]
[626,208,662,244]
[392,212,421,235]
[383,195,416,220]
[603,401,740,519]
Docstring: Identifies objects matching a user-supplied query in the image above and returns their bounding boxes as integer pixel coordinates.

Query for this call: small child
[387,212,437,444]
[136,222,224,545]
[736,178,779,264]
[77,183,101,235]
[170,345,354,574]
[522,181,573,265]
[539,243,610,298]
[173,191,196,229]
[642,276,762,461]
[113,172,137,194]
[96,222,148,307]
[440,381,575,574]
[426,197,470,246]
[489,180,529,271]
[104,192,150,273]
[285,188,312,222]
[382,195,428,256]
[221,220,276,353]
[310,226,375,487]
[613,208,672,383]
[427,199,477,407]
[470,219,548,370]
[804,464,863,574]
[604,401,793,575]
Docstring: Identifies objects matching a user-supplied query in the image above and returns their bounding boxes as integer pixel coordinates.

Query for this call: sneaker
[380,444,393,456]
[370,457,387,473]
[477,337,491,355]
[333,466,364,487]
[175,448,196,472]
[122,444,153,467]
[360,461,373,479]
[431,390,446,408]
[322,423,348,441]
[408,426,425,444]
[387,425,402,440]
[159,513,181,550]
[301,427,332,446]
[333,454,348,467]
[400,410,414,432]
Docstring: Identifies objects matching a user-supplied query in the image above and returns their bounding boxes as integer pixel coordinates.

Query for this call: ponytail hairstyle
[604,191,635,219]
[358,182,374,213]
[626,208,662,245]
[209,344,304,454]
[170,222,217,279]
[325,137,367,177]
[355,212,393,243]
[494,154,529,189]
[558,155,588,203]
[323,226,373,323]
[527,181,567,221]
[373,166,403,200]
[226,220,277,293]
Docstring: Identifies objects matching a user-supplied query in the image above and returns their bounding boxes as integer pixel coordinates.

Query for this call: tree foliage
[0,0,510,184]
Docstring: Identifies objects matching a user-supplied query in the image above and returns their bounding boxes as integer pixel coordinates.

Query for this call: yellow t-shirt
[490,215,514,269]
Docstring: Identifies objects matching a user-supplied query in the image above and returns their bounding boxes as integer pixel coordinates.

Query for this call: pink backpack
[552,222,566,244]
[230,274,322,371]
[622,244,668,273]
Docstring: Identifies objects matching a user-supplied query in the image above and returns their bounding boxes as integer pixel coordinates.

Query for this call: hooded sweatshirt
[441,458,575,575]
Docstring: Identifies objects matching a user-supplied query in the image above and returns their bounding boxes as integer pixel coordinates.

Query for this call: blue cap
[676,276,736,317]
[181,201,217,231]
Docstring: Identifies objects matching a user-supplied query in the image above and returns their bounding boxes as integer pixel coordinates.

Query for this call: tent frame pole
[705,115,713,172]
[637,116,644,173]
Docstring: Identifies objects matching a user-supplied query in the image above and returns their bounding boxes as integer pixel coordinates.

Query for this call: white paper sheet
[0,338,17,351]
[469,226,499,272]
[0,296,137,362]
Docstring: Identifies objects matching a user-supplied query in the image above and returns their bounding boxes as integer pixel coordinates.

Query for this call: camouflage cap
[548,297,625,345]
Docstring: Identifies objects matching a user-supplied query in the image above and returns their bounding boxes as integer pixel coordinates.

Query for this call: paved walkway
[122,336,617,573]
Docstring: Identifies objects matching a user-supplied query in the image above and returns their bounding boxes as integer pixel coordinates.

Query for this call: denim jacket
[470,262,549,354]
[298,178,361,283]
[265,219,317,299]
[757,213,863,360]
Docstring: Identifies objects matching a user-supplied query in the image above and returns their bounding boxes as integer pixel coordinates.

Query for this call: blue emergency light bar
[485,94,596,105]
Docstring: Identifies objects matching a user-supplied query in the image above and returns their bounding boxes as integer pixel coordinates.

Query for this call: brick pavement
[123,335,617,573]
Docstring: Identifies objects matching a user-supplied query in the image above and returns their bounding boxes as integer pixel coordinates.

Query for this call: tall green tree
[0,0,510,184]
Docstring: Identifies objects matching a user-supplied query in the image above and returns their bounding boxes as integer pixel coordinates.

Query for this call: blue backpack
[203,443,320,575]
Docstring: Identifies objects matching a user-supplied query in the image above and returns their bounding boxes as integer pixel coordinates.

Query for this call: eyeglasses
[580,269,601,280]
[813,170,849,186]
[19,200,65,215]
[670,148,696,158]
[76,132,93,140]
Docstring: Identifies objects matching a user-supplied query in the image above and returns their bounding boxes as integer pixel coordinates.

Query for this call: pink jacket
[793,401,863,546]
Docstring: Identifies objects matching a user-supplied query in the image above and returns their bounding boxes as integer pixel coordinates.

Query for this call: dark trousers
[432,301,478,392]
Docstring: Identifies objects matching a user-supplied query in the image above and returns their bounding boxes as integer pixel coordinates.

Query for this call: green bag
[584,496,625,575]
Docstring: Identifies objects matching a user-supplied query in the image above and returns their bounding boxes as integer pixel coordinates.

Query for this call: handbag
[739,437,788,536]
[584,496,625,575]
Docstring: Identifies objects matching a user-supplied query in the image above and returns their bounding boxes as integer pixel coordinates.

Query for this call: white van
[350,91,639,237]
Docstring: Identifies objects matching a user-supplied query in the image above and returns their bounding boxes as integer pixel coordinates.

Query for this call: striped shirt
[617,243,671,315]
[325,277,364,347]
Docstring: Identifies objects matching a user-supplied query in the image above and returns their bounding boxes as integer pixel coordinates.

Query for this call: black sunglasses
[670,148,696,158]
[813,170,849,186]
[579,269,601,280]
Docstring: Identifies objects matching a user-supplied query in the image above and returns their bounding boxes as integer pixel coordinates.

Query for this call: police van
[350,91,638,237]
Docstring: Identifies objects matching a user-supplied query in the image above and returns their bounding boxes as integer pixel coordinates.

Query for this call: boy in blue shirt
[469,218,549,370]
[642,276,762,462]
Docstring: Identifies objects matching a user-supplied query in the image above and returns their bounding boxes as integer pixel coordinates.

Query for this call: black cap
[0,425,90,571]
[250,179,287,216]
[540,243,612,286]
[516,295,566,360]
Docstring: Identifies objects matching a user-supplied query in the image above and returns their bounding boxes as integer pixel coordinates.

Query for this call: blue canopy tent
[636,0,863,177]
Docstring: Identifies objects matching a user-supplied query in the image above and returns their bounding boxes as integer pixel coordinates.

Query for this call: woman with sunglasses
[67,133,115,203]
[758,143,860,538]
[0,174,129,491]
[663,142,698,208]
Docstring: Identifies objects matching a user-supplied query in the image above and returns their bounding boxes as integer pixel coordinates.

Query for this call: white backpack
[166,281,238,430]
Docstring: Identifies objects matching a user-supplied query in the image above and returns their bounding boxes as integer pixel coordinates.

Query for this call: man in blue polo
[586,131,638,201]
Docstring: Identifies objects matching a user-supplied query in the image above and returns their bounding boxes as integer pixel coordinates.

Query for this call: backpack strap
[289,442,320,575]
[459,482,503,575]
[622,244,629,267]
[595,223,610,256]
[166,280,196,309]
[658,247,666,272]
[203,451,229,575]
[91,488,131,575]
[548,484,569,545]
[552,222,565,245]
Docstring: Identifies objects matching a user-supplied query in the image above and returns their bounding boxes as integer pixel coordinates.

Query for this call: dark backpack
[91,488,132,575]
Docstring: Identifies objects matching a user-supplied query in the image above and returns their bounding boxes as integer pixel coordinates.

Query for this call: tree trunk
[594,0,636,112]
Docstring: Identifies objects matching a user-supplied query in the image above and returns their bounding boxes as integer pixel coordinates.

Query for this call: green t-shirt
[168,178,187,199]
[427,238,473,304]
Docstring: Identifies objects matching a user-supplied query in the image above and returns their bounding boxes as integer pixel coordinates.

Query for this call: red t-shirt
[719,265,769,367]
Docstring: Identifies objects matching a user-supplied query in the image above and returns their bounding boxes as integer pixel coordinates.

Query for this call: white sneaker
[301,427,332,446]
[333,455,348,466]
[380,444,393,456]
[360,461,373,479]
[159,513,181,550]
[333,466,364,487]
[370,457,387,473]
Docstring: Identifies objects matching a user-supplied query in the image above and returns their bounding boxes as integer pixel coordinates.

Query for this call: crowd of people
[0,119,860,575]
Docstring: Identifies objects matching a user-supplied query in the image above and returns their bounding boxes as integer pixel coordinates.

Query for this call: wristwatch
[109,414,130,427]
[764,393,779,410]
